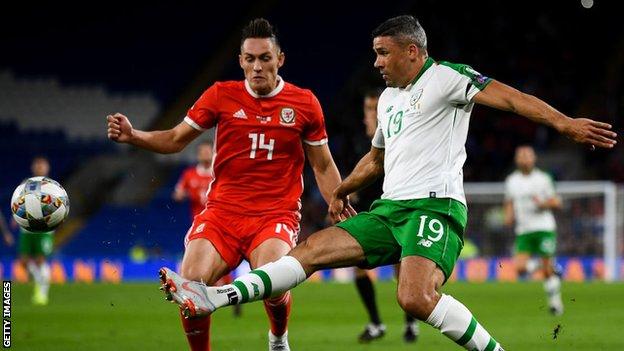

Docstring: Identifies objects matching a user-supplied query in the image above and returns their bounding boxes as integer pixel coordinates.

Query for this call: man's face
[197,144,213,165]
[363,96,379,138]
[515,146,536,172]
[373,36,417,88]
[31,158,50,177]
[239,38,284,95]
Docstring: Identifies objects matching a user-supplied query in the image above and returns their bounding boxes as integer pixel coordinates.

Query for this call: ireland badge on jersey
[410,89,423,106]
[280,107,296,125]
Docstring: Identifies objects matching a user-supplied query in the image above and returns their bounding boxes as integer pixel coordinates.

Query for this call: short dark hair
[241,18,280,49]
[372,15,427,50]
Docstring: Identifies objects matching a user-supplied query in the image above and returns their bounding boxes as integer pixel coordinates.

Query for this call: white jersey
[372,57,491,205]
[504,169,557,235]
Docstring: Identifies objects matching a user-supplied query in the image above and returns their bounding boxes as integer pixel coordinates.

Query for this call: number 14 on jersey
[249,133,275,160]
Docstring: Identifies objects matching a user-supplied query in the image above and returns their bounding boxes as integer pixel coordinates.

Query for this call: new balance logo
[233,109,247,119]
[417,239,433,248]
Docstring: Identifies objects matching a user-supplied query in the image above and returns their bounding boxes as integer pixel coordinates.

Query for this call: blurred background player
[0,211,14,247]
[18,156,54,305]
[504,145,564,315]
[172,140,241,317]
[352,88,419,343]
[108,18,353,351]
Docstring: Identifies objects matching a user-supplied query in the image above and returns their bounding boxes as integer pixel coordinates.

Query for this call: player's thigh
[396,211,464,281]
[290,226,367,274]
[181,238,231,284]
[396,255,445,320]
[248,238,291,269]
[246,216,298,269]
[334,211,401,270]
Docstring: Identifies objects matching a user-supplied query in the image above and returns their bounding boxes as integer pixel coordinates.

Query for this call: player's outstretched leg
[354,268,386,343]
[398,256,504,351]
[166,227,366,315]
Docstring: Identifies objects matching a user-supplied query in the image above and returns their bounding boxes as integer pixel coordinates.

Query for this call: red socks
[263,292,291,336]
[180,311,211,351]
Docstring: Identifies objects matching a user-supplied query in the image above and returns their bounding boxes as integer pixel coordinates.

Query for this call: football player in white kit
[160,15,617,351]
[504,145,564,315]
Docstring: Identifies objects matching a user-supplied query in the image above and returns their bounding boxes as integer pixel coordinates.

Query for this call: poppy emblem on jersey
[475,74,489,84]
[280,107,296,125]
[410,89,423,106]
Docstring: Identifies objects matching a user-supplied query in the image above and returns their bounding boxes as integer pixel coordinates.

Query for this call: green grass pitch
[11,281,624,350]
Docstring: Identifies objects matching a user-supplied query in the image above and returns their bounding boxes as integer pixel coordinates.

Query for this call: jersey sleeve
[184,84,220,131]
[437,62,492,105]
[372,125,385,148]
[302,93,328,146]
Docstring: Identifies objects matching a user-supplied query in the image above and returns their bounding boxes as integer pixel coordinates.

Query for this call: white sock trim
[426,293,452,328]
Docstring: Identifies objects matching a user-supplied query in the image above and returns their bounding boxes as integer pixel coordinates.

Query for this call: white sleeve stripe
[184,116,206,131]
[371,140,385,149]
[303,138,328,146]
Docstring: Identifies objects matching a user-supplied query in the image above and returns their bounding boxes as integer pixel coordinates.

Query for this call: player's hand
[559,118,617,149]
[172,189,186,202]
[328,194,357,224]
[532,196,546,211]
[107,113,134,143]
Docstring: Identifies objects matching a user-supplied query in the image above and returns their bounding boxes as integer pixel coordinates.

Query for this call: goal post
[464,181,621,282]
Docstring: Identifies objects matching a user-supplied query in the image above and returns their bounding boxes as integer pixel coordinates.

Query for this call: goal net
[463,181,622,282]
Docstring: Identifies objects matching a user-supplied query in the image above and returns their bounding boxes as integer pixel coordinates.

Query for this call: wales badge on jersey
[280,107,296,125]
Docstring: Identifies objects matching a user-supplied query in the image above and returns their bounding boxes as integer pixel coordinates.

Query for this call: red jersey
[184,78,328,218]
[175,165,213,217]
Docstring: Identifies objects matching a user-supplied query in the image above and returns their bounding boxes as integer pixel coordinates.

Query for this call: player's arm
[503,200,514,227]
[473,80,617,149]
[107,113,202,154]
[305,144,356,218]
[172,180,188,202]
[329,146,384,222]
[533,196,562,211]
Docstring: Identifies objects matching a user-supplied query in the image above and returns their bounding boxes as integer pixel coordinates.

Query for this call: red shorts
[184,207,299,269]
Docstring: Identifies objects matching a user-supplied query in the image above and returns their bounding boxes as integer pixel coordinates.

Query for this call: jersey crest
[280,107,296,125]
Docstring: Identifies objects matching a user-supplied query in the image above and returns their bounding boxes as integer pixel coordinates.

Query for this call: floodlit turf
[11,280,624,350]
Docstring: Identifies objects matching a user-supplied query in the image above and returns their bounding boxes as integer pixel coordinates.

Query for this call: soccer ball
[10,176,70,232]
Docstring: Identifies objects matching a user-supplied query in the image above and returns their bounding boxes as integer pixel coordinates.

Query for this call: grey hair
[372,15,427,50]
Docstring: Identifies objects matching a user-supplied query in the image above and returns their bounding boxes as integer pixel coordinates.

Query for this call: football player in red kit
[107,18,354,351]
[173,141,214,220]
[173,141,241,316]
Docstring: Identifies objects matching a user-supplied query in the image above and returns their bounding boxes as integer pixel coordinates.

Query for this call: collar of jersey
[244,75,285,98]
[403,57,435,90]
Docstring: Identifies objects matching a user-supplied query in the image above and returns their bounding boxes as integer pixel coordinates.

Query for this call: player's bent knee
[397,287,439,320]
[180,264,212,283]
